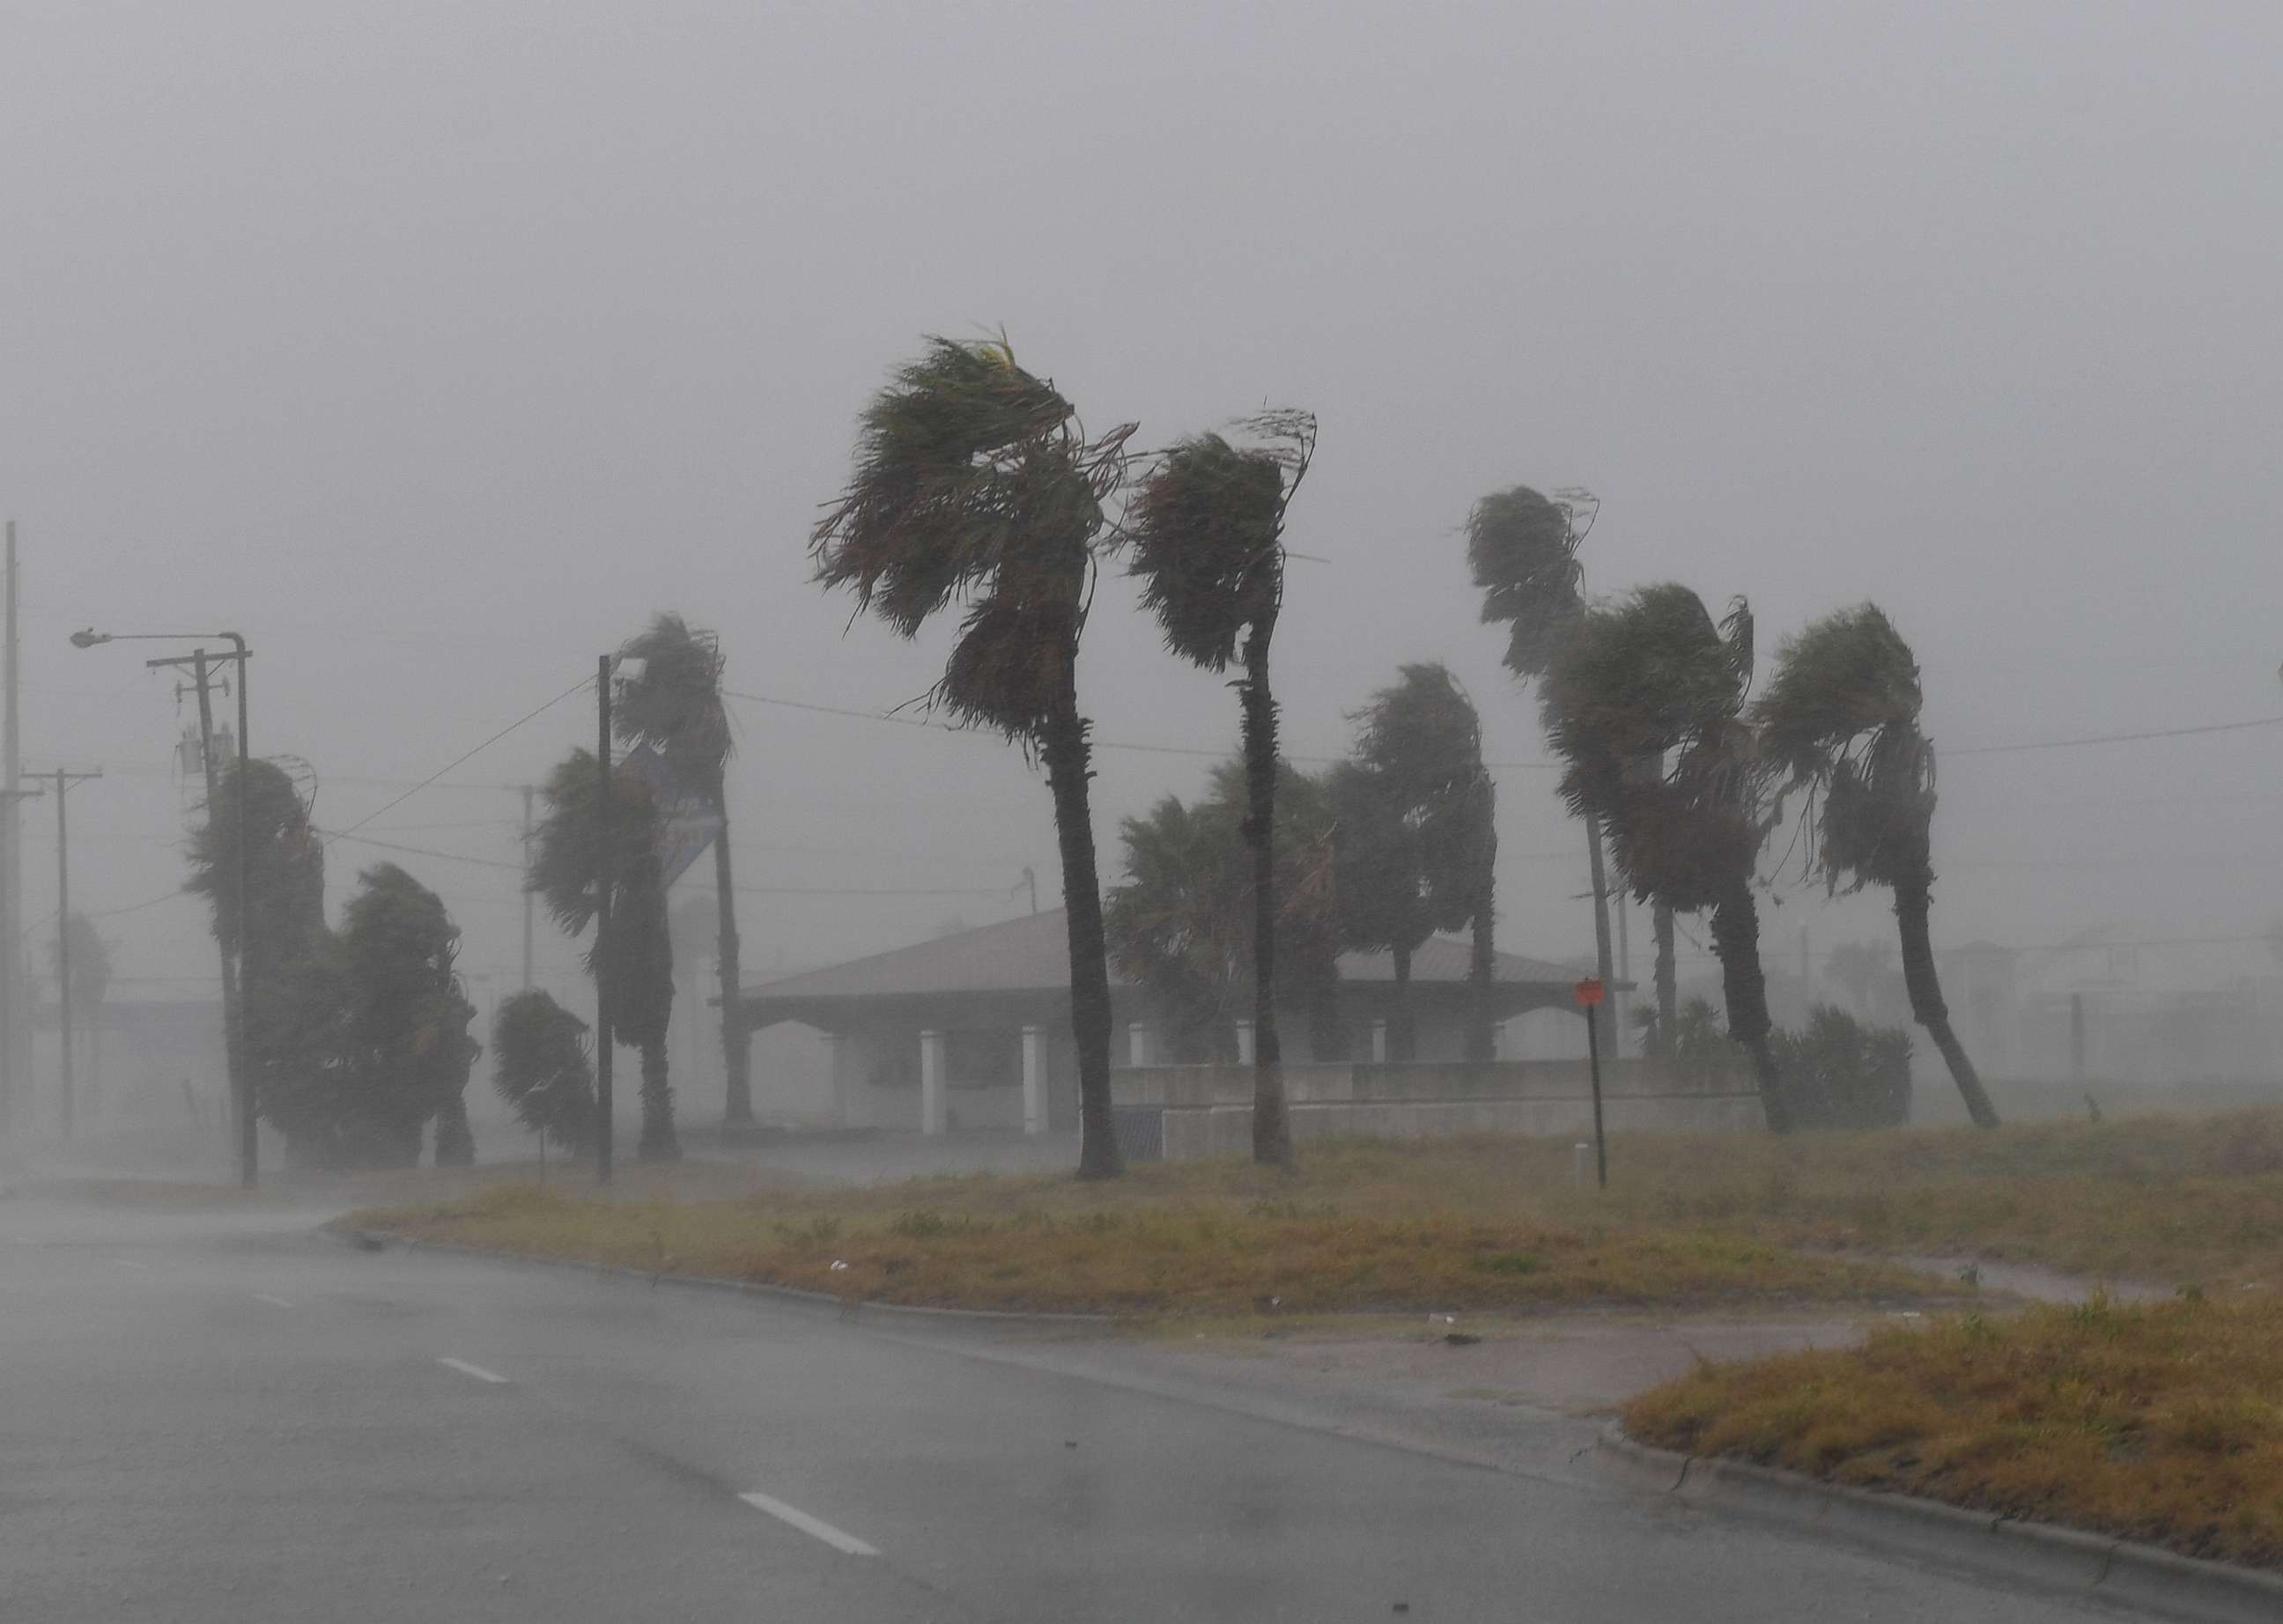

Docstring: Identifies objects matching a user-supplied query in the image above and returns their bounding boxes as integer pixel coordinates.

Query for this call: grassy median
[1625,1291,2283,1568]
[342,1109,2283,1317]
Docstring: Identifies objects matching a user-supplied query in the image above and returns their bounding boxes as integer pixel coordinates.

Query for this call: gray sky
[3,0,2278,1010]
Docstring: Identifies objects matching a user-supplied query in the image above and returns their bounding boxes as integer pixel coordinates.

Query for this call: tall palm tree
[528,748,680,1161]
[1540,585,1793,1131]
[813,336,1134,1179]
[1757,604,2001,1128]
[1124,412,1315,1167]
[1464,484,1664,1048]
[614,613,752,1128]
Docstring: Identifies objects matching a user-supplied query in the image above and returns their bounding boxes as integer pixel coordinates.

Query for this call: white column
[919,1029,947,1136]
[1234,1018,1255,1065]
[1127,1022,1151,1067]
[1021,1024,1047,1135]
[821,1031,850,1127]
[1370,1019,1389,1064]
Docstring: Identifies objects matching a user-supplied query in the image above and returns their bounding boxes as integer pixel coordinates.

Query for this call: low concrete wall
[1110,1059,1762,1160]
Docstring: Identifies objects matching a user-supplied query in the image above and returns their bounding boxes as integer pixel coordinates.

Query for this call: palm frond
[1124,432,1287,671]
[1466,484,1587,679]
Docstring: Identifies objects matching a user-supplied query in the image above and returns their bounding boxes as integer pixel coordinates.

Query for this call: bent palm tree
[813,336,1134,1179]
[1541,586,1792,1132]
[1125,413,1315,1166]
[615,613,751,1128]
[1757,604,2000,1127]
[528,749,680,1160]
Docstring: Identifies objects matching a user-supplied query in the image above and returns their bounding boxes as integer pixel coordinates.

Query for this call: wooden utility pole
[520,785,536,992]
[2,523,19,1135]
[40,769,100,1139]
[594,657,614,1185]
[1583,815,1618,1060]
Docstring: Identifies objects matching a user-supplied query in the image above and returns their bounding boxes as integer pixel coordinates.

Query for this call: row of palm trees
[810,334,1995,1178]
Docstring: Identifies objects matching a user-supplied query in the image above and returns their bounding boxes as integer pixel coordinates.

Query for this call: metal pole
[594,656,614,1185]
[1585,1003,1607,1191]
[520,786,536,991]
[54,772,70,1141]
[185,653,243,1169]
[2,523,18,1137]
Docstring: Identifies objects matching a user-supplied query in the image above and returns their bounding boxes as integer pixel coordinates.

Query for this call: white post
[1127,1022,1151,1068]
[1021,1024,1046,1136]
[1234,1018,1255,1065]
[919,1029,947,1136]
[821,1031,850,1127]
[1371,1019,1388,1064]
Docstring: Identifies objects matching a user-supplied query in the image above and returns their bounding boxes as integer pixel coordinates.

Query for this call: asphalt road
[0,1196,2153,1623]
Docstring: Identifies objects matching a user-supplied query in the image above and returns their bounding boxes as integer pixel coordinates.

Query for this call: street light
[73,628,256,1188]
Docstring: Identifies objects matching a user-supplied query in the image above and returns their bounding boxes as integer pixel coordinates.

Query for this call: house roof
[742,907,1595,1007]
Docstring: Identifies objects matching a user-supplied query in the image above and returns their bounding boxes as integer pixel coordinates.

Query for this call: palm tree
[528,748,680,1160]
[1464,484,1660,1049]
[50,913,112,1111]
[1336,665,1496,1060]
[1757,604,2000,1128]
[614,613,753,1129]
[1540,585,1793,1132]
[493,989,595,1151]
[337,863,479,1166]
[1124,413,1315,1166]
[812,336,1134,1180]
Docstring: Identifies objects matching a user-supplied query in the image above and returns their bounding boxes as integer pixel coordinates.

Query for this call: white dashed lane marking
[436,1356,510,1384]
[736,1491,880,1557]
[251,1293,294,1308]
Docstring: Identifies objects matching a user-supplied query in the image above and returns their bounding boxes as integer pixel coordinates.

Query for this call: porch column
[1234,1018,1255,1065]
[919,1029,947,1136]
[1021,1024,1047,1135]
[1370,1019,1388,1064]
[1127,1022,1151,1067]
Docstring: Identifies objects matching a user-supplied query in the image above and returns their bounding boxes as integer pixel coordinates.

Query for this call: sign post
[1575,978,1607,1190]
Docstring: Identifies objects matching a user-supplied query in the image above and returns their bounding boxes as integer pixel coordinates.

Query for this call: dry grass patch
[1625,1292,2283,1568]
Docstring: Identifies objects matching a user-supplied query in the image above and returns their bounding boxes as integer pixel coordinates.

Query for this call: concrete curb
[1596,1423,2283,1623]
[331,1228,1114,1329]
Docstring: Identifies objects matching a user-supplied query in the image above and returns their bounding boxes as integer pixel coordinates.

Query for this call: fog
[3,1,2277,1088]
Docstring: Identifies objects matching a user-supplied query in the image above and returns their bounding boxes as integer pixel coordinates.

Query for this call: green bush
[1772,1004,1912,1129]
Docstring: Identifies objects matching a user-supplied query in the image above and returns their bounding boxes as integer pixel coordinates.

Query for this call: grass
[1624,1291,2283,1569]
[343,1108,2283,1317]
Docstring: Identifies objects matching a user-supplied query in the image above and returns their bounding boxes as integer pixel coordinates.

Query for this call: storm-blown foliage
[615,612,751,1128]
[492,989,596,1151]
[1466,484,1587,680]
[185,757,327,978]
[1125,413,1315,1166]
[1540,586,1792,1131]
[1758,603,1999,1127]
[812,336,1134,1179]
[1334,664,1497,1060]
[255,864,479,1170]
[529,749,679,1161]
[1106,760,1341,1065]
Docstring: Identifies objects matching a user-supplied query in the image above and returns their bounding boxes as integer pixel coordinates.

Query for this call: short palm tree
[1540,585,1792,1132]
[1124,412,1315,1166]
[615,612,752,1128]
[493,989,595,1152]
[528,748,680,1160]
[1757,604,2001,1127]
[813,336,1134,1179]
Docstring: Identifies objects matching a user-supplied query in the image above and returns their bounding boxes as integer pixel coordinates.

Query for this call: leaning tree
[1756,603,2000,1127]
[1124,413,1316,1166]
[1540,586,1792,1131]
[615,613,753,1129]
[812,336,1134,1179]
[493,989,596,1151]
[528,749,680,1161]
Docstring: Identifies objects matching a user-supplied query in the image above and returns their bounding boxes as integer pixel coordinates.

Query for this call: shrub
[1772,1004,1912,1129]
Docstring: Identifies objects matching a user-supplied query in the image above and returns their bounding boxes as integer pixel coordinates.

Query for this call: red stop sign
[1574,978,1606,1008]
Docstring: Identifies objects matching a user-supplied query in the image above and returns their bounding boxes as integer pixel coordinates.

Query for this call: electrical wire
[326,675,592,841]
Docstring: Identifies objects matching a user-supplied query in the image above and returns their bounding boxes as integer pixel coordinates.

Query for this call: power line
[328,675,592,841]
[1944,713,2283,756]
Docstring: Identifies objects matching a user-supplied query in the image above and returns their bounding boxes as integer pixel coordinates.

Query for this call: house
[740,908,1603,1133]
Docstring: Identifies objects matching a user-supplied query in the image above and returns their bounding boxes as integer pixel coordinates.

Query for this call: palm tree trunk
[638,1037,681,1160]
[710,800,753,1127]
[1466,817,1497,1062]
[1893,872,2000,1128]
[432,1090,475,1166]
[1710,884,1792,1133]
[1390,942,1413,1061]
[1652,901,1677,1056]
[1041,686,1123,1181]
[1238,620,1293,1169]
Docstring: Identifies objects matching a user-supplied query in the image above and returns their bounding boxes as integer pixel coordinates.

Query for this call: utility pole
[1583,815,1618,1060]
[0,783,41,1141]
[520,785,536,992]
[594,657,614,1185]
[2,523,20,1133]
[1614,895,1631,1060]
[1020,865,1038,915]
[39,769,100,1140]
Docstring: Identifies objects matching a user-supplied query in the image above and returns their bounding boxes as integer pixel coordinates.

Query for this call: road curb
[1596,1423,2283,1622]
[330,1228,1114,1329]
